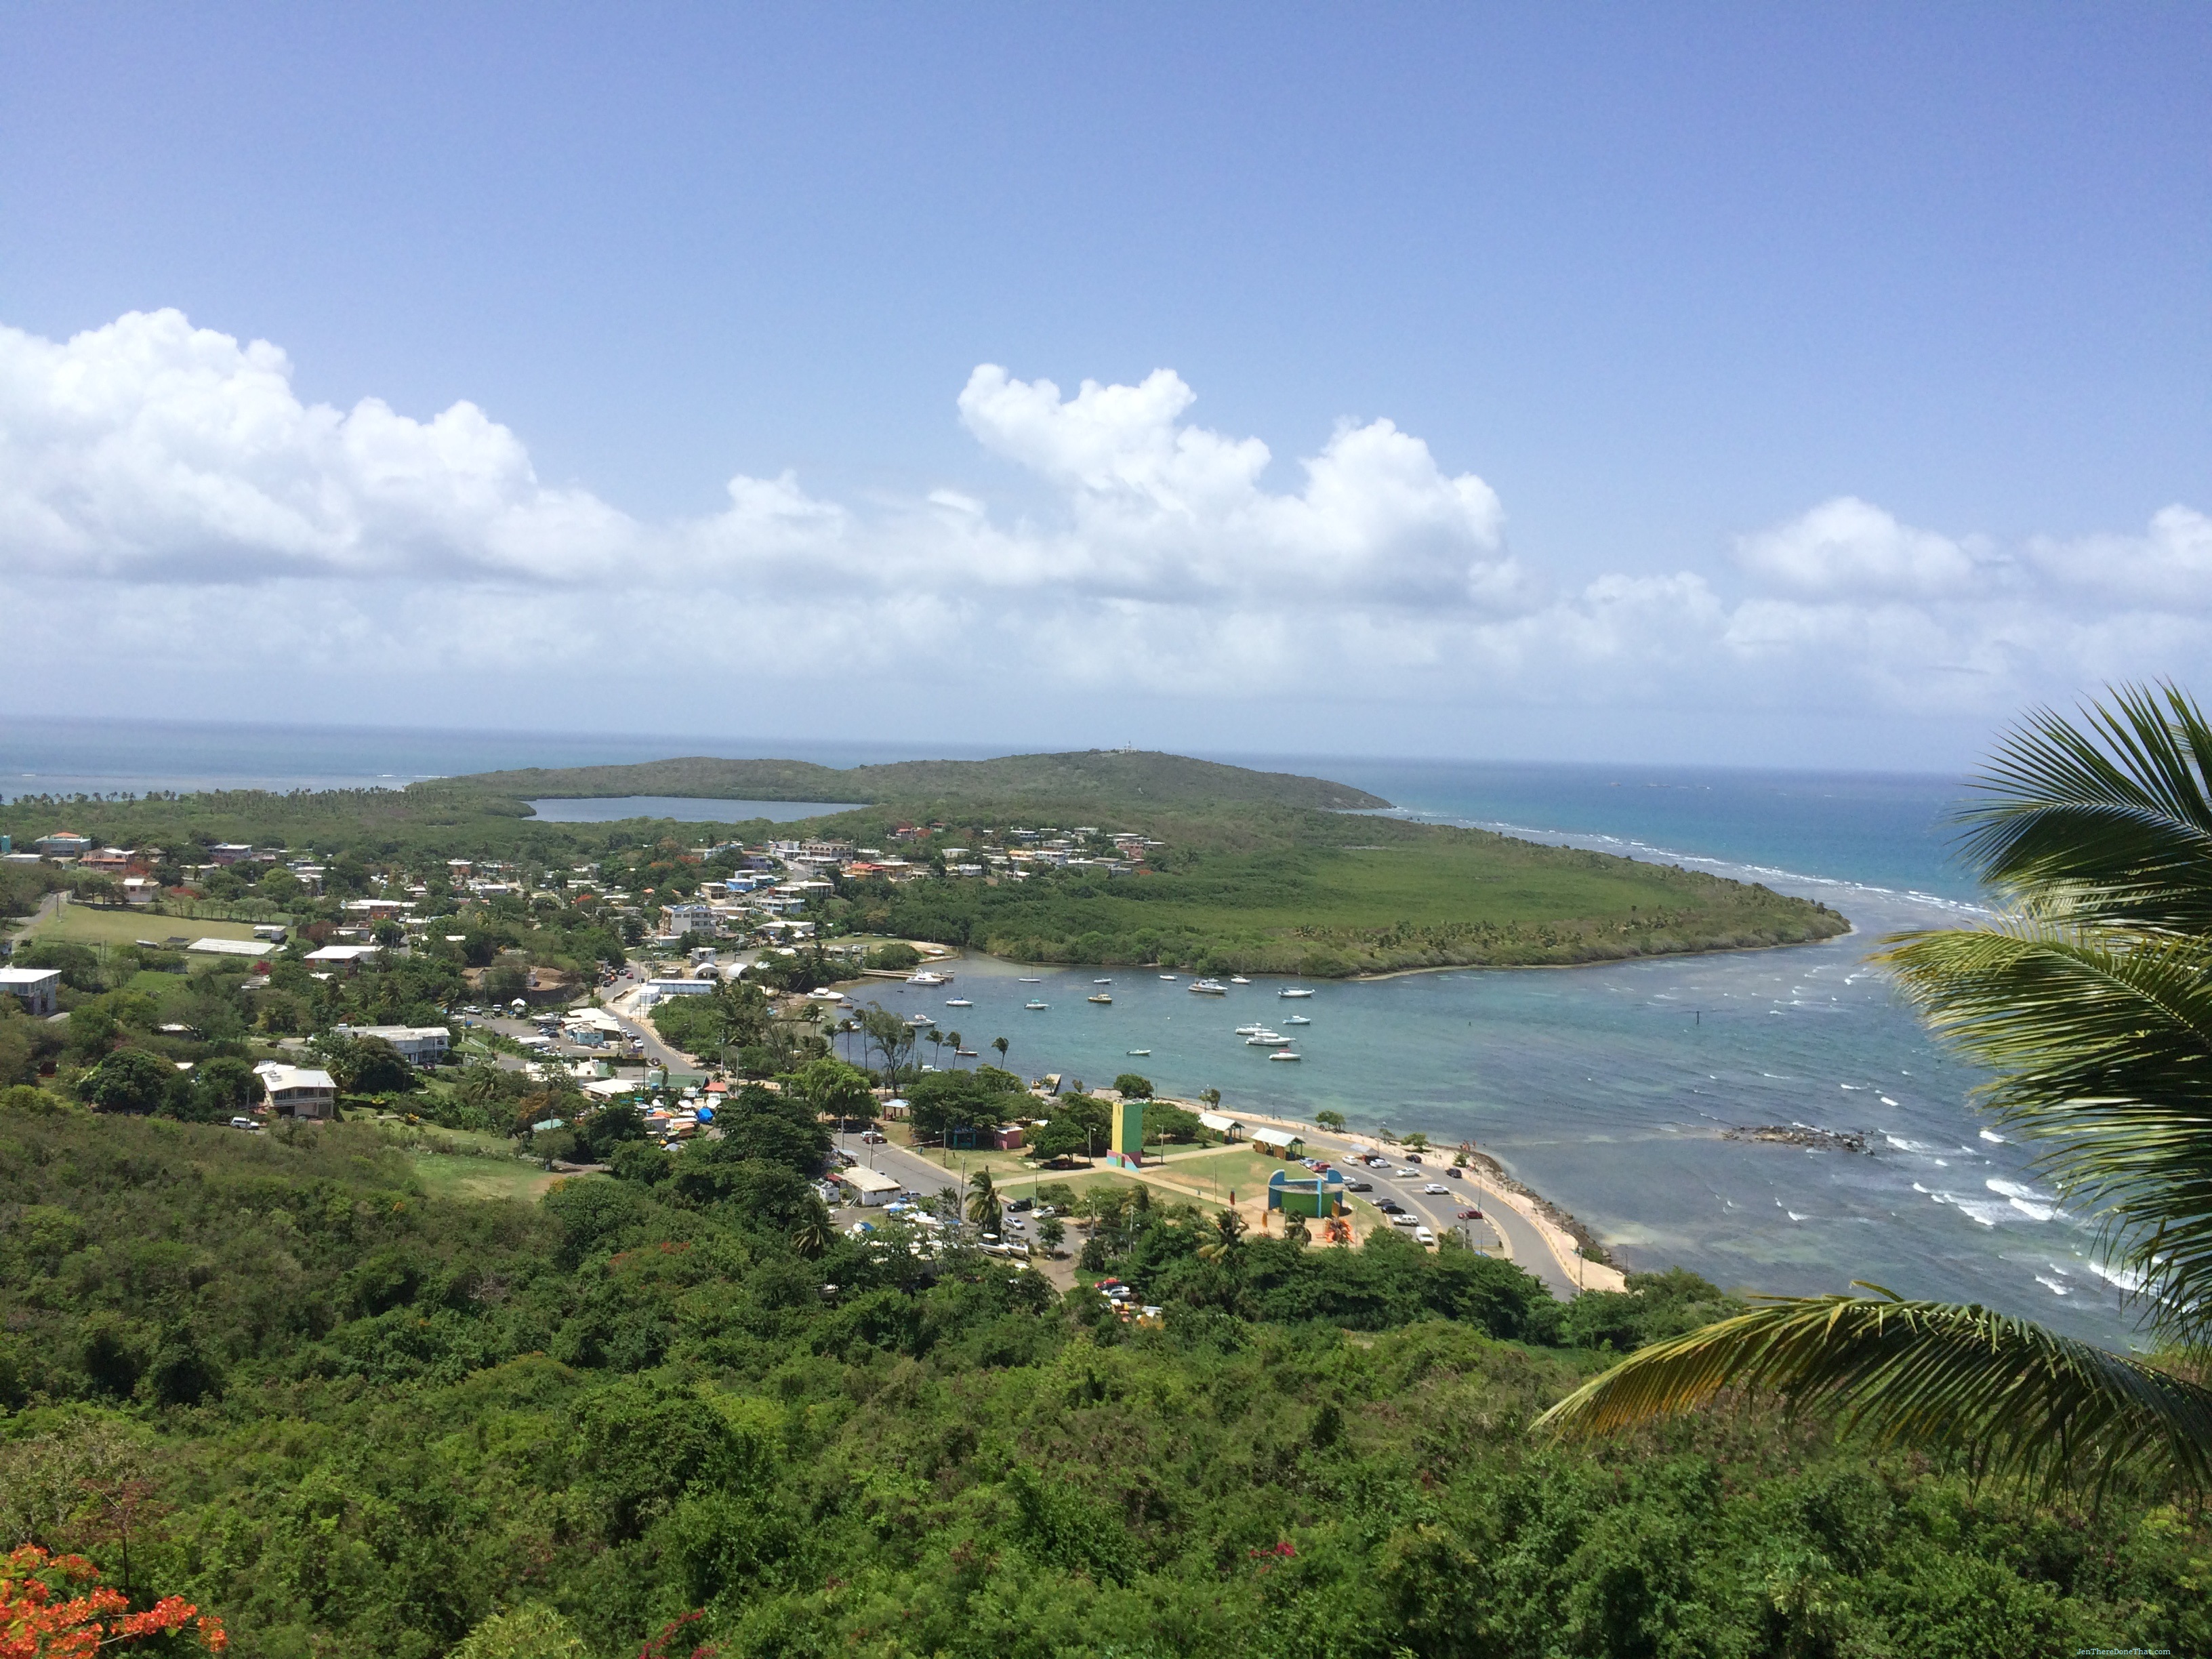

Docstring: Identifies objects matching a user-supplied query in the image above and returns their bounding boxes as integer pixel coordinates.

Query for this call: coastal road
[1245,1118,1589,1299]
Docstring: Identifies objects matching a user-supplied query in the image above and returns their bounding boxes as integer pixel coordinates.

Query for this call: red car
[1455,1207,1484,1221]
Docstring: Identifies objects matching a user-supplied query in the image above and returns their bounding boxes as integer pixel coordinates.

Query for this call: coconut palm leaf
[1958,682,2212,934]
[1536,1290,2212,1498]
[1877,924,2212,1338]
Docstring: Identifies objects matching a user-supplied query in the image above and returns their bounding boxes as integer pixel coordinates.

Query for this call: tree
[1198,1088,1221,1111]
[944,1029,963,1067]
[790,1199,834,1260]
[1113,1073,1153,1099]
[187,1056,258,1122]
[857,1004,917,1094]
[0,1543,227,1655]
[1401,1131,1429,1152]
[80,1049,176,1116]
[786,1057,875,1124]
[1315,1109,1347,1132]
[966,1168,1001,1233]
[1198,1206,1246,1263]
[991,1036,1009,1066]
[1037,1216,1066,1254]
[1540,684,2212,1498]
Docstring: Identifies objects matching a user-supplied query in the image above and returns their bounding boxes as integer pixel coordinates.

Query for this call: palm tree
[966,1168,1001,1234]
[790,1200,834,1261]
[945,1030,963,1067]
[1538,684,2212,1497]
[1198,1205,1246,1263]
[926,1027,944,1071]
[991,1036,1009,1067]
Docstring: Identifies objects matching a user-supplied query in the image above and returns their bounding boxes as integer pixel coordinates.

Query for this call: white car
[1414,1226,1437,1246]
[1423,1182,1450,1195]
[1390,1213,1418,1227]
[1395,1168,1420,1178]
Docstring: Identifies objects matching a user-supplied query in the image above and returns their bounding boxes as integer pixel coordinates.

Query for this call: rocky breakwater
[1723,1124,1869,1154]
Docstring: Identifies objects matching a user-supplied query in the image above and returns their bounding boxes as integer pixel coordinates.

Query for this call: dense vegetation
[830,804,1848,974]
[0,1099,2203,1659]
[443,749,1391,812]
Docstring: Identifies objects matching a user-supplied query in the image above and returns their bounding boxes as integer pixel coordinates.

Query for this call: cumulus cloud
[1734,496,1992,598]
[3,308,2210,742]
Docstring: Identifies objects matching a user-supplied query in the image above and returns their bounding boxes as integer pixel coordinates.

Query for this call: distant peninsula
[443,748,1393,813]
[0,747,1849,977]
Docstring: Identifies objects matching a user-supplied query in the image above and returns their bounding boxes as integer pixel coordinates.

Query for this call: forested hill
[440,749,1393,812]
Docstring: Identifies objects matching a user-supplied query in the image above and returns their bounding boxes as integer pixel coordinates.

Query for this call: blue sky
[1,5,2207,767]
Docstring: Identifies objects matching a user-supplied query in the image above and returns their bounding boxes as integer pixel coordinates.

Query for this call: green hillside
[445,747,1392,811]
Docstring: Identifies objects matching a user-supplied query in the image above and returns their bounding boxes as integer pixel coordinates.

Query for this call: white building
[659,903,716,936]
[255,1061,337,1120]
[0,966,61,1018]
[836,1166,905,1206]
[1197,1111,1247,1141]
[331,1023,450,1065]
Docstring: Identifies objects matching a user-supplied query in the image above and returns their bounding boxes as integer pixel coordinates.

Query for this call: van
[228,1116,258,1131]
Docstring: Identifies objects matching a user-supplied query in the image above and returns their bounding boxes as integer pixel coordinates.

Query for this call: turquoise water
[0,717,2141,1345]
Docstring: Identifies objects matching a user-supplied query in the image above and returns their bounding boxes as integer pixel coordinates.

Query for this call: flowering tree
[1,1544,227,1656]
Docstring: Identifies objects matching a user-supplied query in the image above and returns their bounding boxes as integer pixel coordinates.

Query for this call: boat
[1158,974,1178,981]
[945,997,972,1007]
[1187,979,1227,996]
[1093,977,1113,984]
[907,1015,934,1027]
[1025,999,1049,1010]
[1126,1048,1151,1056]
[1269,1050,1302,1062]
[1246,1032,1290,1046]
[907,970,951,986]
[1229,975,1251,985]
[1018,977,1044,983]
[956,1048,977,1057]
[1278,987,1315,999]
[1087,992,1113,1004]
[1235,1023,1264,1035]
[1285,1014,1311,1025]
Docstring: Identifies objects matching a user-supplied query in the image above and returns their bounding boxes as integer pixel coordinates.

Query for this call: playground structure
[1267,1167,1347,1218]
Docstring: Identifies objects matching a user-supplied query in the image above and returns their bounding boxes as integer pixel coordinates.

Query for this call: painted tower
[1107,1097,1146,1170]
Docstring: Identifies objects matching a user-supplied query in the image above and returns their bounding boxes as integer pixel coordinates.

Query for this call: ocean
[0,716,2140,1345]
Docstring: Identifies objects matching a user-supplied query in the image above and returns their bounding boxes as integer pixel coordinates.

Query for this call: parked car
[1395,1167,1420,1178]
[859,1130,885,1143]
[1405,1153,1425,1164]
[1344,1179,1373,1192]
[1390,1213,1418,1227]
[1455,1207,1484,1221]
[1414,1226,1437,1246]
[1444,1166,1463,1179]
[1376,1199,1405,1214]
[1423,1182,1450,1195]
[1006,1196,1033,1211]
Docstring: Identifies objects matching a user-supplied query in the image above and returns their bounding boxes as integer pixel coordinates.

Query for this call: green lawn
[28,905,264,947]
[405,1149,570,1204]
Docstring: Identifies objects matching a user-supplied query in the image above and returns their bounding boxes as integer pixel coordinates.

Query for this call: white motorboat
[1229,975,1251,985]
[1278,987,1315,999]
[1246,1031,1290,1046]
[907,1015,934,1027]
[1158,974,1179,981]
[1093,977,1113,984]
[1018,977,1044,983]
[945,997,972,1007]
[1025,999,1049,1010]
[1187,979,1227,996]
[1269,1050,1302,1062]
[1235,1023,1265,1035]
[907,970,952,986]
[1126,1048,1151,1056]
[1087,992,1113,1004]
[1285,1014,1311,1025]
[955,1048,977,1057]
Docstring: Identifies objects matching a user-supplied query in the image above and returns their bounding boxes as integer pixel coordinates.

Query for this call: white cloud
[3,308,2211,749]
[1734,496,1990,598]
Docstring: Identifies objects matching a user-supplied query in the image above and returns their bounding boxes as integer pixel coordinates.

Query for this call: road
[5,890,60,953]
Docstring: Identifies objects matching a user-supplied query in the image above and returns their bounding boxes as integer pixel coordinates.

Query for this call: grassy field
[26,904,264,947]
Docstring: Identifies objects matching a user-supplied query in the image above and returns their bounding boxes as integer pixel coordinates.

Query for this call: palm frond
[1535,1291,2212,1498]
[1959,682,2212,933]
[1876,924,2212,1339]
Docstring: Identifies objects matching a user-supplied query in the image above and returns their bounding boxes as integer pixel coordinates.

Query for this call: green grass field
[28,904,264,947]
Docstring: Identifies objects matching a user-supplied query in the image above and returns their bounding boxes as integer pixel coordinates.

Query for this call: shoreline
[1343,920,1862,981]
